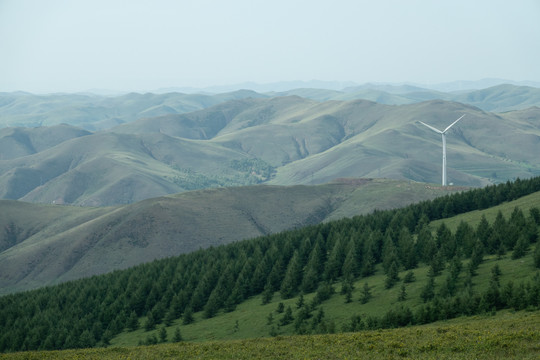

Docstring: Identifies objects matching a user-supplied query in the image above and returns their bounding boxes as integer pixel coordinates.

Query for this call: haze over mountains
[0,83,539,206]
[0,81,539,294]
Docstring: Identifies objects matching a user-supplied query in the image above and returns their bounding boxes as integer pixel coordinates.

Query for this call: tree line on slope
[0,177,539,352]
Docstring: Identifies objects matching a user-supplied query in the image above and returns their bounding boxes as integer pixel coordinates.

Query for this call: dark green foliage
[421,277,435,302]
[296,294,305,309]
[314,282,335,305]
[280,251,302,299]
[360,282,372,304]
[0,176,539,352]
[534,242,540,268]
[512,234,529,259]
[127,311,139,331]
[182,307,194,325]
[173,327,183,342]
[385,261,400,289]
[158,326,167,343]
[144,312,156,331]
[279,306,294,326]
[342,314,365,332]
[403,271,416,283]
[398,284,407,302]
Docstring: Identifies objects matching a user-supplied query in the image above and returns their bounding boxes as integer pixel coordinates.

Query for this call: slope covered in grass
[1,94,539,206]
[0,178,463,294]
[0,177,538,353]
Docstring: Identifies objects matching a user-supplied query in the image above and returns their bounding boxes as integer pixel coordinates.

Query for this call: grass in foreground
[1,310,538,359]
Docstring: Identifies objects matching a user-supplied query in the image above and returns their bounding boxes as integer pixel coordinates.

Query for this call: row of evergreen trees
[0,176,539,352]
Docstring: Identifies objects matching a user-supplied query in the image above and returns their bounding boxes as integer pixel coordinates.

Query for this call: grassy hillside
[0,91,268,131]
[0,178,463,294]
[1,310,538,359]
[108,243,539,347]
[0,95,538,206]
[0,177,538,354]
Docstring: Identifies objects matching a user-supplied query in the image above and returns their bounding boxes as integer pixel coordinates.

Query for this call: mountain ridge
[0,178,467,295]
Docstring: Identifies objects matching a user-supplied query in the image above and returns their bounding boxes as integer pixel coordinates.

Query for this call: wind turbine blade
[419,121,443,134]
[443,114,465,133]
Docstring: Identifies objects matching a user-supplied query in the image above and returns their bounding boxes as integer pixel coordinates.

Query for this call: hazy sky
[1,0,539,93]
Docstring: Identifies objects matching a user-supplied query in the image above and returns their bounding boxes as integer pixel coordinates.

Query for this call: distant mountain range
[0,87,539,206]
[2,83,540,131]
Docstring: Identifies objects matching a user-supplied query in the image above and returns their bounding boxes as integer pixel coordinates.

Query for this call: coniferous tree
[534,242,540,269]
[398,227,417,270]
[421,276,435,302]
[296,294,305,309]
[437,222,456,260]
[403,271,416,283]
[342,240,359,279]
[324,238,346,281]
[448,255,463,282]
[280,251,302,299]
[261,283,274,305]
[127,311,139,331]
[279,306,294,326]
[173,327,183,342]
[455,221,476,257]
[385,260,400,289]
[144,311,156,331]
[429,251,445,277]
[416,225,436,264]
[476,215,492,249]
[360,282,372,304]
[382,236,399,274]
[529,207,540,225]
[512,234,529,259]
[158,326,167,343]
[182,307,194,325]
[360,247,376,277]
[301,243,323,293]
[398,284,407,302]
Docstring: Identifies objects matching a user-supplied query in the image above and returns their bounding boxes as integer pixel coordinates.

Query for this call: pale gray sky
[1,0,539,93]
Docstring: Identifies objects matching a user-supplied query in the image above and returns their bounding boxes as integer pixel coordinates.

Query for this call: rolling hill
[0,178,464,295]
[0,95,538,206]
[0,176,538,354]
[0,90,267,131]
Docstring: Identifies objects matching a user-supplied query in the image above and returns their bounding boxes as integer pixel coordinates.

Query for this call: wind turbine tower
[419,115,465,186]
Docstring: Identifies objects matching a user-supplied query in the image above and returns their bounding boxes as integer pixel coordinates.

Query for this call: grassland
[1,310,538,359]
[108,250,537,347]
[0,179,464,295]
[430,190,540,231]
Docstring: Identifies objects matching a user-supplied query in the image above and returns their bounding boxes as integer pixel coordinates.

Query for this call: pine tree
[397,284,407,302]
[158,326,167,343]
[279,306,294,326]
[385,261,400,289]
[360,282,372,304]
[182,307,194,325]
[534,242,540,269]
[280,251,302,299]
[512,234,529,259]
[261,283,274,305]
[403,271,416,283]
[173,327,183,342]
[144,311,156,331]
[342,241,358,279]
[420,277,435,302]
[127,311,139,331]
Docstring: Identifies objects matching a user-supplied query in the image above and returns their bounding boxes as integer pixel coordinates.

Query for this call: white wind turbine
[419,115,465,186]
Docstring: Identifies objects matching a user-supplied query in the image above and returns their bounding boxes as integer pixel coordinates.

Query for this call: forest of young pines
[0,177,539,352]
